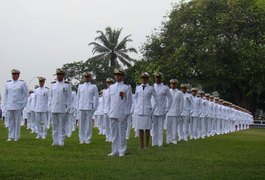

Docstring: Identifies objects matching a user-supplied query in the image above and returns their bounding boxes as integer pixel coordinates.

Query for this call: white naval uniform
[180,92,193,141]
[190,95,202,139]
[107,81,132,155]
[4,79,28,140]
[133,84,157,130]
[152,83,172,147]
[49,80,72,146]
[66,91,77,137]
[34,86,49,138]
[166,88,184,144]
[97,96,104,135]
[199,97,208,138]
[29,93,37,133]
[76,82,99,144]
[103,88,111,142]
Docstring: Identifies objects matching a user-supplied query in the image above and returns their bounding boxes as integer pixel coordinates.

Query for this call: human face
[12,73,19,81]
[141,77,149,84]
[191,90,197,96]
[181,87,187,93]
[170,83,177,89]
[115,74,124,82]
[84,75,91,82]
[39,81,45,87]
[56,73,64,82]
[106,82,112,88]
[155,77,162,84]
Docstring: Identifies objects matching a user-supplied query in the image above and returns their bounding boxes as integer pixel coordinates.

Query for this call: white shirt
[34,86,49,112]
[153,83,172,116]
[49,80,72,113]
[181,92,193,116]
[4,79,28,111]
[108,81,132,119]
[166,88,184,117]
[76,82,99,111]
[133,83,157,116]
[190,95,202,117]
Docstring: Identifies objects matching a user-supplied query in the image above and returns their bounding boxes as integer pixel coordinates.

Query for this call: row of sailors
[3,68,253,156]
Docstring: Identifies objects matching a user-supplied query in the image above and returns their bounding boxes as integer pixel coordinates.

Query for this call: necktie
[142,85,146,90]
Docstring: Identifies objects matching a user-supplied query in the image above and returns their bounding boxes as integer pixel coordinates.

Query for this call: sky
[0,0,180,101]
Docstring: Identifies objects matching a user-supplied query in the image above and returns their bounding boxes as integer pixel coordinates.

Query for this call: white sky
[0,0,180,101]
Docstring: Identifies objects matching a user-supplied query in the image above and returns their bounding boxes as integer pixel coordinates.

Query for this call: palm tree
[88,27,137,68]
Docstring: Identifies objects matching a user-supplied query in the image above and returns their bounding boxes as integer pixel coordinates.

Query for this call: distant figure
[152,72,172,147]
[107,68,132,157]
[4,69,28,141]
[34,77,49,139]
[76,72,99,144]
[133,72,157,149]
[49,68,72,146]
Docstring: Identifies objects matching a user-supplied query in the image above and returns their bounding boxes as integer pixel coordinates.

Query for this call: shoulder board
[64,81,69,84]
[51,81,56,84]
[20,80,24,81]
[6,80,11,82]
[45,87,49,89]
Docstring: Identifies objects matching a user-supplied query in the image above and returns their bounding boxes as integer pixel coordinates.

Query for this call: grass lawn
[0,120,265,180]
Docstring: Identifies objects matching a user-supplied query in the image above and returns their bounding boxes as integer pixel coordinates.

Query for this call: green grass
[0,120,265,180]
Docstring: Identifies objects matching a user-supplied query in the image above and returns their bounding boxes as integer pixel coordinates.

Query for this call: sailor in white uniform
[133,72,157,149]
[76,72,99,144]
[107,68,132,157]
[166,79,184,144]
[4,69,28,141]
[49,68,72,146]
[152,72,172,147]
[34,77,49,139]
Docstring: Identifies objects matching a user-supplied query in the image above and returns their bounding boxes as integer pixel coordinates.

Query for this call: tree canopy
[129,0,265,113]
[88,27,137,68]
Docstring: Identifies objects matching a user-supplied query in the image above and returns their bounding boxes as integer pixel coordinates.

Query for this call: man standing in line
[180,84,193,141]
[152,72,172,147]
[107,68,132,157]
[190,88,202,139]
[4,69,28,141]
[49,68,72,146]
[34,77,49,139]
[102,78,114,142]
[76,72,99,144]
[166,79,184,144]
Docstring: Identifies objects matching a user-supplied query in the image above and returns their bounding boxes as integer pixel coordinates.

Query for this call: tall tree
[137,0,265,114]
[89,27,138,68]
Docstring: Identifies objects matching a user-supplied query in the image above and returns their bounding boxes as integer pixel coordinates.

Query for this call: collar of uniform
[57,80,64,84]
[116,81,123,85]
[141,83,149,86]
[155,83,163,86]
[85,82,91,85]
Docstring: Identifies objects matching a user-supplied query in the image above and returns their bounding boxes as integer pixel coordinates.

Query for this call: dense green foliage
[131,0,265,113]
[0,121,265,179]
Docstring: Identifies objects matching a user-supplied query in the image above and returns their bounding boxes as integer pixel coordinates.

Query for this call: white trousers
[66,113,74,137]
[126,115,132,140]
[182,116,190,140]
[6,110,22,139]
[152,115,165,146]
[166,116,179,143]
[52,113,67,145]
[79,110,93,143]
[104,114,111,141]
[35,112,48,138]
[110,118,127,155]
[190,117,198,139]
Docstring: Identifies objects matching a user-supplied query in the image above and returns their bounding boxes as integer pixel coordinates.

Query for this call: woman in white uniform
[133,72,157,149]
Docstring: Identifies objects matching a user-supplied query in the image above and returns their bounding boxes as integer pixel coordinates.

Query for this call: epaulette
[45,87,49,89]
[6,80,11,82]
[20,80,24,81]
[51,81,56,84]
[64,81,69,84]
